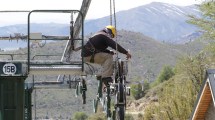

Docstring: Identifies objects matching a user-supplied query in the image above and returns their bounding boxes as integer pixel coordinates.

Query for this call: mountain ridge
[0,29,205,119]
[85,2,200,43]
[0,2,200,44]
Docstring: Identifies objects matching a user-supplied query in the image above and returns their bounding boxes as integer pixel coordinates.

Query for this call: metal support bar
[29,66,82,75]
[27,10,85,74]
[0,35,71,41]
[0,54,27,60]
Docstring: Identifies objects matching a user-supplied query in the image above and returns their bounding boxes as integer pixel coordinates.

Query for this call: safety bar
[29,66,82,75]
[27,10,84,75]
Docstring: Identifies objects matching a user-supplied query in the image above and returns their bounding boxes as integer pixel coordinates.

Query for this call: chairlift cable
[110,0,112,25]
[112,0,118,58]
[109,0,120,79]
[113,0,117,34]
[109,0,118,58]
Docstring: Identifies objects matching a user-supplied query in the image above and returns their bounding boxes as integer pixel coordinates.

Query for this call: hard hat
[106,25,116,38]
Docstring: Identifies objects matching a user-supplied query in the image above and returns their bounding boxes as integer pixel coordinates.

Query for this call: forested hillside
[0,29,206,119]
[126,1,215,120]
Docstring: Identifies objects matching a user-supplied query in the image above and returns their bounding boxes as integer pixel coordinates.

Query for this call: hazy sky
[0,0,201,19]
[0,0,202,27]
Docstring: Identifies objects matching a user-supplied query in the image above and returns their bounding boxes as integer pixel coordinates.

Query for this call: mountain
[85,2,201,43]
[0,23,69,36]
[0,29,205,119]
[0,2,201,45]
[0,2,206,119]
[172,31,203,44]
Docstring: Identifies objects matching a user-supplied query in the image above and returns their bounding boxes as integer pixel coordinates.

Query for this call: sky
[0,0,202,26]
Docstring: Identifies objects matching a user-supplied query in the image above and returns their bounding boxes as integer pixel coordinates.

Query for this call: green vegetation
[72,112,88,120]
[130,79,150,100]
[87,112,106,120]
[150,65,175,88]
[130,83,143,100]
[188,1,215,40]
[143,1,215,119]
[157,65,175,83]
[125,114,134,120]
[144,53,208,119]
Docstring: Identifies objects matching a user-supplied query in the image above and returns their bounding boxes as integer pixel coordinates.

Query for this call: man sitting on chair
[81,25,131,82]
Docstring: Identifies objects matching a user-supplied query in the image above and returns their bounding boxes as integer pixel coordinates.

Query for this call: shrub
[125,114,134,120]
[72,112,88,120]
[157,65,175,83]
[130,83,143,100]
[150,65,175,88]
[87,111,106,120]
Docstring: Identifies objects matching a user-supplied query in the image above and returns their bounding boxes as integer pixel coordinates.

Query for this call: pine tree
[188,1,215,40]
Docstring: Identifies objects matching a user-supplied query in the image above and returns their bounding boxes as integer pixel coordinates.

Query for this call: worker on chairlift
[81,25,131,82]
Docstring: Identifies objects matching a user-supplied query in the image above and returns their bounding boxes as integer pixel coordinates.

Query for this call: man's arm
[106,37,128,54]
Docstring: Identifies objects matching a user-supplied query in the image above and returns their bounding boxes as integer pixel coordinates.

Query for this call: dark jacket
[81,29,128,57]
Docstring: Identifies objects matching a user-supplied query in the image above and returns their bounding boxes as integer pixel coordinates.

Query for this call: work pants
[83,52,113,78]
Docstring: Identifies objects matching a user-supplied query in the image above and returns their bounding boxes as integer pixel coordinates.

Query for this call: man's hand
[126,52,131,59]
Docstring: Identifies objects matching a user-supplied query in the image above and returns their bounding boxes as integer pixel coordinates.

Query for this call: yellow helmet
[106,25,116,38]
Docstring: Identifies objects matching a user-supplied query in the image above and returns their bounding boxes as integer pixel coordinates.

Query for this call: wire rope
[110,0,120,79]
[110,0,112,25]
